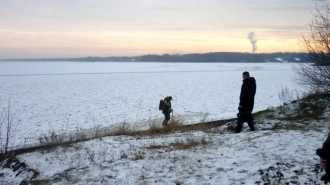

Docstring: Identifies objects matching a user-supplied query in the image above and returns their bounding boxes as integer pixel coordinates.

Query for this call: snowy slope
[1,94,329,185]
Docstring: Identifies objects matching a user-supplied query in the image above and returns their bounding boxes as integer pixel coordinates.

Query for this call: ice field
[0,62,301,147]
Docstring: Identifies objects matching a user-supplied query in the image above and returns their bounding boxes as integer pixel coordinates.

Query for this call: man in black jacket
[236,71,256,133]
[316,132,330,184]
[162,96,173,126]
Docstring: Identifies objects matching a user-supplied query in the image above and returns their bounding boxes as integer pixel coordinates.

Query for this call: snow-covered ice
[0,62,301,148]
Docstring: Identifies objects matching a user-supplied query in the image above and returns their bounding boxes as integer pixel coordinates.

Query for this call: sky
[0,0,316,59]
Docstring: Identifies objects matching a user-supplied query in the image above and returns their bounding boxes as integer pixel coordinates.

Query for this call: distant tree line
[1,52,309,63]
[137,52,308,63]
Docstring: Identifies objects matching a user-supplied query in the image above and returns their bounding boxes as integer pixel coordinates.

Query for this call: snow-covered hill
[1,93,329,184]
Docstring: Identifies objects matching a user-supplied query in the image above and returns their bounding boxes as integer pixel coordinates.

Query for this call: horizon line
[0,51,306,60]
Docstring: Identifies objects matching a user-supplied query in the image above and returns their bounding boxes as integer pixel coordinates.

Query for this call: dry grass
[138,117,185,137]
[253,109,276,119]
[272,123,307,131]
[169,139,200,150]
[279,101,326,121]
[300,91,330,101]
[181,123,216,132]
[31,179,51,185]
[256,92,329,122]
[146,138,209,151]
[11,117,212,155]
[10,115,232,156]
[111,122,136,136]
[108,116,217,137]
[104,117,191,137]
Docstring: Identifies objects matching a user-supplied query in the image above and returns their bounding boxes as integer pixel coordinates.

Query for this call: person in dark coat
[316,132,330,184]
[162,96,173,126]
[236,71,256,133]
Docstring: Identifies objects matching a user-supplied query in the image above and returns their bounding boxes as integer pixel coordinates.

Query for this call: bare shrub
[86,112,103,138]
[199,112,210,123]
[278,87,301,104]
[0,100,18,156]
[294,0,330,93]
[37,130,65,146]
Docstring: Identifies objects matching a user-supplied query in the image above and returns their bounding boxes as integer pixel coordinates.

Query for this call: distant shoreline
[0,52,308,63]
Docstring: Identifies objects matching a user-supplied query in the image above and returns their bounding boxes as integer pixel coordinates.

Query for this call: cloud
[158,27,204,31]
[248,5,314,11]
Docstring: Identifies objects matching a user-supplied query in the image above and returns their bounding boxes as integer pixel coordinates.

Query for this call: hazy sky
[0,0,315,59]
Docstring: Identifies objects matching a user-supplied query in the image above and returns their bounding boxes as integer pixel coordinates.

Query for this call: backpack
[159,100,164,110]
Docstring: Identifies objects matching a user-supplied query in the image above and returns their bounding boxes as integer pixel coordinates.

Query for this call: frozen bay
[0,62,300,147]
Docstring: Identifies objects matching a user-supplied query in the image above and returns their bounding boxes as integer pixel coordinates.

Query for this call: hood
[244,77,256,84]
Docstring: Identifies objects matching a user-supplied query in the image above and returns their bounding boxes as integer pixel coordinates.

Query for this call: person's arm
[163,101,170,113]
[323,132,330,170]
[239,82,249,108]
[317,132,330,183]
[318,132,330,169]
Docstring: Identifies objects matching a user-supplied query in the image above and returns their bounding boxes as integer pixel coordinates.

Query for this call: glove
[169,108,173,113]
[321,171,330,184]
[317,148,328,159]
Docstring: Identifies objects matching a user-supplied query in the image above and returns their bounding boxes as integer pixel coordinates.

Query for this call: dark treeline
[138,52,308,62]
[1,52,308,63]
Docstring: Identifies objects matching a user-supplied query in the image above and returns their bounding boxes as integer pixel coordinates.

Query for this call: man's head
[242,71,250,80]
[168,96,172,101]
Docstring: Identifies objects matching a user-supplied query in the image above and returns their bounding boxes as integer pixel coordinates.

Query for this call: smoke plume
[248,32,257,53]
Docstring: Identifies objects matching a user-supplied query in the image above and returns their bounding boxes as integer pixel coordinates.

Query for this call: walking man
[236,71,256,133]
[162,96,173,126]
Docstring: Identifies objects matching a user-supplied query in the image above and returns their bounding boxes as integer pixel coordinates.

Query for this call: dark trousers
[162,113,170,126]
[235,117,255,133]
